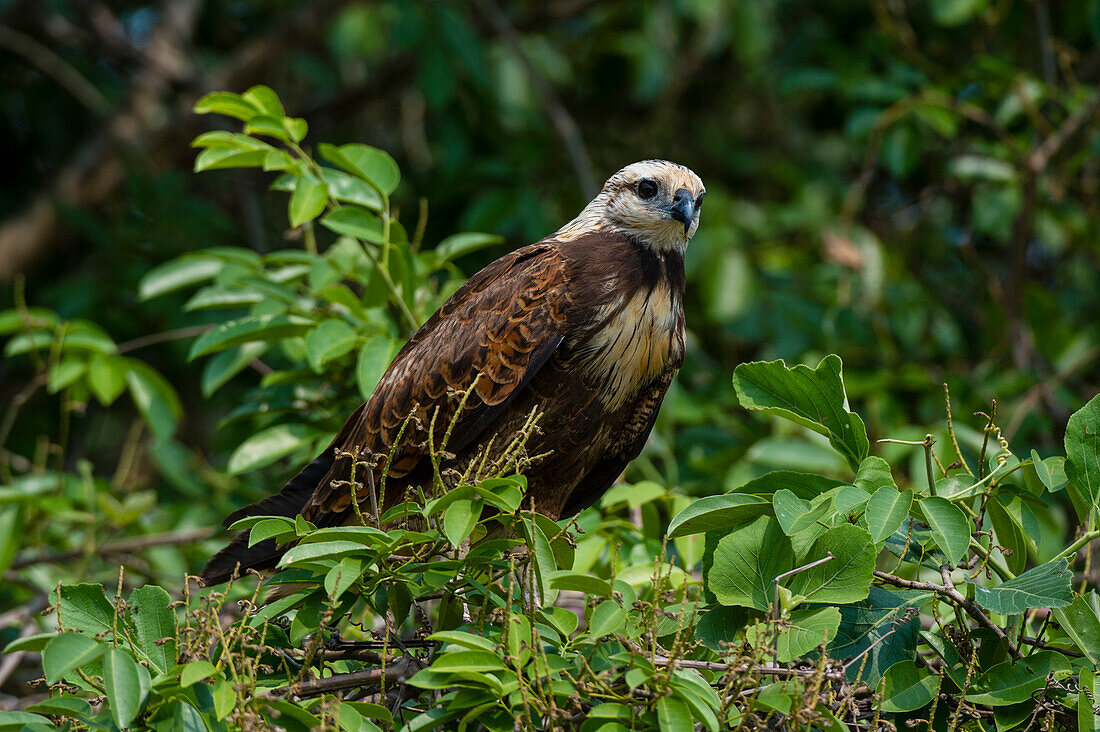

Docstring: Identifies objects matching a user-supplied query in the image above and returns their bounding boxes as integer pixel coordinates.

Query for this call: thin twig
[8,527,214,571]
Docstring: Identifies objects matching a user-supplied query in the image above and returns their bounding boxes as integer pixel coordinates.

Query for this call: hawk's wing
[300,240,571,519]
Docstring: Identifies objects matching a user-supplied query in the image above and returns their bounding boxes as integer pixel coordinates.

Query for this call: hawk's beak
[669,188,695,235]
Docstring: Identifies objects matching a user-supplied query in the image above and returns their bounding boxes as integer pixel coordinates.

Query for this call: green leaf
[245,114,290,142]
[588,601,628,637]
[429,650,505,672]
[180,660,219,687]
[434,232,503,263]
[188,314,313,360]
[1053,595,1100,665]
[666,494,770,538]
[278,540,365,566]
[227,423,323,474]
[321,143,400,195]
[325,557,366,601]
[127,585,177,674]
[917,496,971,565]
[442,499,479,547]
[853,455,897,493]
[305,319,358,372]
[42,633,105,684]
[965,651,1072,706]
[248,518,296,547]
[0,712,51,728]
[193,91,259,121]
[320,168,384,211]
[829,587,929,684]
[87,355,128,405]
[427,630,497,652]
[194,147,268,172]
[656,697,693,732]
[865,487,913,544]
[25,696,93,720]
[125,361,182,439]
[320,206,385,243]
[986,495,1028,575]
[708,516,794,611]
[47,359,86,394]
[748,606,841,663]
[201,342,269,398]
[289,174,328,227]
[880,661,939,713]
[787,524,876,606]
[102,646,151,728]
[170,701,207,732]
[1065,394,1100,522]
[242,85,285,118]
[971,558,1073,615]
[773,489,831,535]
[929,0,988,26]
[356,335,397,400]
[732,355,869,470]
[548,571,613,598]
[138,256,223,301]
[53,583,114,636]
[1081,668,1100,732]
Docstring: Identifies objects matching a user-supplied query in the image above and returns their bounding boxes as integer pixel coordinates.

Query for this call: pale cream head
[557,160,705,252]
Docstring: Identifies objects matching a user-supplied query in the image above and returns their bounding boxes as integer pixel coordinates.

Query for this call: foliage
[1,86,1100,730]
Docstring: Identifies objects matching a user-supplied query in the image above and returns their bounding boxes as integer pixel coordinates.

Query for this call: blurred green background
[2,0,1099,675]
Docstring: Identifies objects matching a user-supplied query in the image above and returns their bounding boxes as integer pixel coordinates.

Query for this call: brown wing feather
[300,241,571,521]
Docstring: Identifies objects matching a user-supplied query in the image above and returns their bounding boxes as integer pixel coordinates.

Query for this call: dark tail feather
[201,447,337,586]
[200,534,284,586]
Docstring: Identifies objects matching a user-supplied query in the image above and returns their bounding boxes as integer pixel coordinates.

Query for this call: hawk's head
[561,160,705,252]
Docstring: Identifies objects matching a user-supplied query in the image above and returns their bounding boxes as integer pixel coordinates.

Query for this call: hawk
[202,160,704,585]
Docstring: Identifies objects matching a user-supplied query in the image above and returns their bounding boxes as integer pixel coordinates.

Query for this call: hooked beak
[668,188,695,235]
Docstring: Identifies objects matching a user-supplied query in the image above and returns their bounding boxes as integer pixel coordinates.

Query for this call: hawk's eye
[637,179,659,199]
[695,193,705,211]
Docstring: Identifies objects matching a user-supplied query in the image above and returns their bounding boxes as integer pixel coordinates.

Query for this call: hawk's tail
[199,447,336,586]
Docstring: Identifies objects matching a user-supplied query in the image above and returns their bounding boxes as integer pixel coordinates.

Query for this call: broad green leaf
[305,319,358,372]
[188,314,313,360]
[102,647,151,728]
[320,168,383,211]
[787,524,876,606]
[193,91,259,121]
[429,650,504,672]
[139,256,224,300]
[320,206,385,243]
[442,499,479,547]
[248,518,297,547]
[201,342,270,397]
[708,516,794,611]
[53,584,114,636]
[127,585,177,674]
[588,601,628,637]
[729,470,846,499]
[656,697,693,732]
[1081,669,1100,732]
[971,558,1073,615]
[965,651,1072,706]
[853,455,896,493]
[1065,394,1100,522]
[865,487,913,543]
[732,355,869,470]
[918,496,971,565]
[747,606,841,662]
[829,587,929,684]
[25,696,93,720]
[47,359,86,394]
[321,143,400,194]
[42,633,105,684]
[356,335,397,399]
[880,661,938,713]
[245,114,290,142]
[0,505,20,576]
[1053,594,1100,665]
[180,660,218,687]
[194,147,268,171]
[666,494,770,538]
[227,423,323,474]
[125,361,182,439]
[986,495,1028,575]
[288,174,328,227]
[548,571,613,598]
[0,712,51,728]
[278,540,364,566]
[434,232,503,263]
[773,488,831,535]
[929,0,988,26]
[170,701,207,732]
[87,354,128,405]
[242,85,285,118]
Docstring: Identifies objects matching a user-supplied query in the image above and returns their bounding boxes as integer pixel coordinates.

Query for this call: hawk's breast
[573,277,683,411]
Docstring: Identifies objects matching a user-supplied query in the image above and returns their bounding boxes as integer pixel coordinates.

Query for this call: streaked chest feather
[573,282,683,410]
